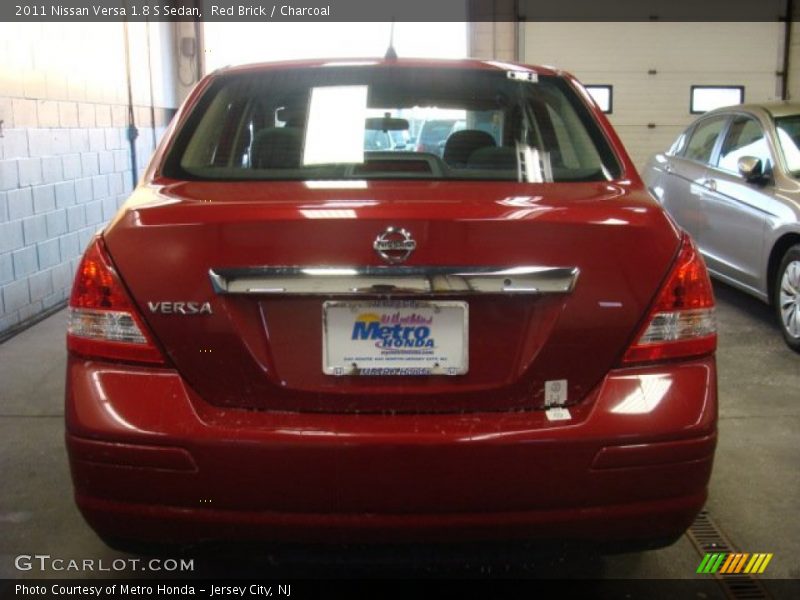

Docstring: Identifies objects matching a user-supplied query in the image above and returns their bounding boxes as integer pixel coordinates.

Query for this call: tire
[775,244,800,353]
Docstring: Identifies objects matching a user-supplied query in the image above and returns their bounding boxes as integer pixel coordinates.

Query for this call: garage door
[522,22,782,171]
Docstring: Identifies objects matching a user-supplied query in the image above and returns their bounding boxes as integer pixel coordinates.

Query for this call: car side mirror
[737,156,764,182]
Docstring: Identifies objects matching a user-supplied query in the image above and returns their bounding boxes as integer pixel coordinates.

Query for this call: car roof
[216,58,564,78]
[706,102,800,119]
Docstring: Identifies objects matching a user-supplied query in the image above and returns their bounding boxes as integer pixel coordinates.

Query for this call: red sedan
[65,59,717,550]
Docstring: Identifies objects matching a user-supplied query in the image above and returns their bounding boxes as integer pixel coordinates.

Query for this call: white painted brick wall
[1,130,29,158]
[28,270,53,300]
[3,280,30,314]
[0,222,24,254]
[54,182,75,208]
[45,210,67,237]
[32,185,55,213]
[12,247,37,278]
[37,239,60,269]
[62,155,81,180]
[65,205,86,232]
[0,253,13,285]
[58,233,80,263]
[11,99,36,126]
[17,158,43,187]
[7,188,33,220]
[0,160,20,190]
[22,216,47,245]
[0,22,181,335]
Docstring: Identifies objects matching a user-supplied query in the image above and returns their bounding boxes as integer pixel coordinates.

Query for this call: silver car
[643,103,800,352]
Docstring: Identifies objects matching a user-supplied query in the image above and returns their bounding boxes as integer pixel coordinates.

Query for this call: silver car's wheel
[780,261,800,335]
[775,245,800,352]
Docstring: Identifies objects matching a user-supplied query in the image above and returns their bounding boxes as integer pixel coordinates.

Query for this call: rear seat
[251,127,303,169]
[467,146,517,170]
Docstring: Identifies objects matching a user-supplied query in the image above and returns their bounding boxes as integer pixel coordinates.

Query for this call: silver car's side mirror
[737,156,764,182]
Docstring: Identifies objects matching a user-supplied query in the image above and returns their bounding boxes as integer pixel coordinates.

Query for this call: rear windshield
[163,66,622,183]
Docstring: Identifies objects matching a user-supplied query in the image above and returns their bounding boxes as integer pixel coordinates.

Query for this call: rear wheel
[775,244,800,353]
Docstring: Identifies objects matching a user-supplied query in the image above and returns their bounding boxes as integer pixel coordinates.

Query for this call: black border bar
[3,579,800,600]
[0,0,797,22]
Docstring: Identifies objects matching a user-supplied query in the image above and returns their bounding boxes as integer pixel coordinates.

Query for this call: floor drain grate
[686,510,771,600]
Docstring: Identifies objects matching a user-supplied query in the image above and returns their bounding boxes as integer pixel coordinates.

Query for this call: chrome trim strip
[208,266,579,296]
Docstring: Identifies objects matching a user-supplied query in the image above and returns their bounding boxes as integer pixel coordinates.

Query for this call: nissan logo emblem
[373,227,416,264]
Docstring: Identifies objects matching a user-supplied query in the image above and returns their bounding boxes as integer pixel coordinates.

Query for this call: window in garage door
[690,86,745,115]
[716,116,771,173]
[683,117,728,165]
[585,85,612,114]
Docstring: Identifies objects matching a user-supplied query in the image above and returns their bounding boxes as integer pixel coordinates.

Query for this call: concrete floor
[0,281,798,588]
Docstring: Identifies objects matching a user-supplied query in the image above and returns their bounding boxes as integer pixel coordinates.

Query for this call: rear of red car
[65,59,717,548]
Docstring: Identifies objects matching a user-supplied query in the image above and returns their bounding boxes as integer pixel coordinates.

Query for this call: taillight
[621,234,716,365]
[67,237,166,365]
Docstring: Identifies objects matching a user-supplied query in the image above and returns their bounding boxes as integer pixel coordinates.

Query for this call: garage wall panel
[0,23,186,336]
[469,21,517,60]
[523,22,783,170]
[788,20,800,100]
[467,0,517,60]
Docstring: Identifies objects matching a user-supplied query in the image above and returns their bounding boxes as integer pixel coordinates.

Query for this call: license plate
[323,300,468,376]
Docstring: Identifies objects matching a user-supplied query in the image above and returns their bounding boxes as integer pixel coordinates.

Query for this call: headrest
[443,130,496,168]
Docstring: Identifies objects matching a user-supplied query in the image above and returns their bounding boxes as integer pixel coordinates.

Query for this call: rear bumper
[65,355,717,545]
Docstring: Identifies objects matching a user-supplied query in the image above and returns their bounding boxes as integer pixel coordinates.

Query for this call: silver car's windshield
[774,115,800,176]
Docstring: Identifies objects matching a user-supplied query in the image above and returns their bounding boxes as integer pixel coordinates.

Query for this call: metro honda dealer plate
[322,300,469,376]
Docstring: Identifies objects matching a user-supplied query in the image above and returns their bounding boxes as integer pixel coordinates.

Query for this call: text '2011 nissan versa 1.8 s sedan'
[65,59,718,552]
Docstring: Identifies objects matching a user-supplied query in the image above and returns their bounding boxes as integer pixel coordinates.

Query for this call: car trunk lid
[103,179,679,413]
